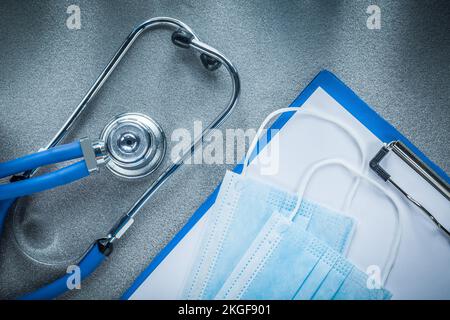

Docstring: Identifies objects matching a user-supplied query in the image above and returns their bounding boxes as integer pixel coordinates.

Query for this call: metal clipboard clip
[370,140,450,238]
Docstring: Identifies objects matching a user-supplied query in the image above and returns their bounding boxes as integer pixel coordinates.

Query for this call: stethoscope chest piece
[100,112,166,179]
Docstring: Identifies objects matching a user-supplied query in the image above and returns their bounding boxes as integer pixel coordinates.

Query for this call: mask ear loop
[292,158,402,286]
[241,107,366,212]
[240,107,401,285]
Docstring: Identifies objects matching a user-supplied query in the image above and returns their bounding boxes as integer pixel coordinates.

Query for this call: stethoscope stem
[105,26,240,245]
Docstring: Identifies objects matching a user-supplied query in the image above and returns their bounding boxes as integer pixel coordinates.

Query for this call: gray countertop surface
[0,0,448,299]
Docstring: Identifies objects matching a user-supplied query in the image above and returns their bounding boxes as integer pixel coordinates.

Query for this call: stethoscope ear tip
[171,28,194,49]
[200,53,222,71]
[171,28,222,71]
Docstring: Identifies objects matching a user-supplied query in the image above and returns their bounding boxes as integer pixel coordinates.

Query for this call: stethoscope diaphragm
[100,113,166,179]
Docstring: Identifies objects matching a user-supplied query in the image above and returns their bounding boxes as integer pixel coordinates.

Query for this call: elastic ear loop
[241,107,366,212]
[292,158,402,286]
[240,107,401,285]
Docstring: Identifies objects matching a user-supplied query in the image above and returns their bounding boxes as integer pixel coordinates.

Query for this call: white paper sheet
[129,87,450,300]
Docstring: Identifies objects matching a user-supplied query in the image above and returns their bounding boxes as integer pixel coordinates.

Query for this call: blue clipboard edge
[121,70,449,299]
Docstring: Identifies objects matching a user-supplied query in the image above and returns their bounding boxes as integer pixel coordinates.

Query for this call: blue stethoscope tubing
[0,140,100,300]
[0,142,89,201]
[0,17,240,300]
[19,243,106,300]
[0,141,84,180]
[0,141,89,230]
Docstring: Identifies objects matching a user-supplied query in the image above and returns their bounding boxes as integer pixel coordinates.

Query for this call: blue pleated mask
[181,170,355,300]
[215,159,401,300]
[183,109,401,300]
[215,210,392,300]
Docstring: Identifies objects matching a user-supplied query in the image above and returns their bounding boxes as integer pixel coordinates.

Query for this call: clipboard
[122,70,450,300]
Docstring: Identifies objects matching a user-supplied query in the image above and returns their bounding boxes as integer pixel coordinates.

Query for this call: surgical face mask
[183,108,400,299]
[181,109,367,300]
[216,158,401,300]
[181,170,355,300]
[238,108,399,300]
[216,209,393,300]
[214,106,401,300]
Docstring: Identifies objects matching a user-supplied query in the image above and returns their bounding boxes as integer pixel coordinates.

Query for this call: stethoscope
[0,17,240,299]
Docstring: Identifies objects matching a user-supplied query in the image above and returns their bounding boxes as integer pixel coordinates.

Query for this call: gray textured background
[0,1,449,299]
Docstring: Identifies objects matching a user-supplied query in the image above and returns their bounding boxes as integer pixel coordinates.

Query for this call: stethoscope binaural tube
[0,17,240,299]
[0,161,89,201]
[0,141,89,201]
[0,141,84,179]
[0,141,90,232]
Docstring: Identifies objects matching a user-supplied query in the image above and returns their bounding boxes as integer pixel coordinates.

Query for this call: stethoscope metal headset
[0,17,240,299]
